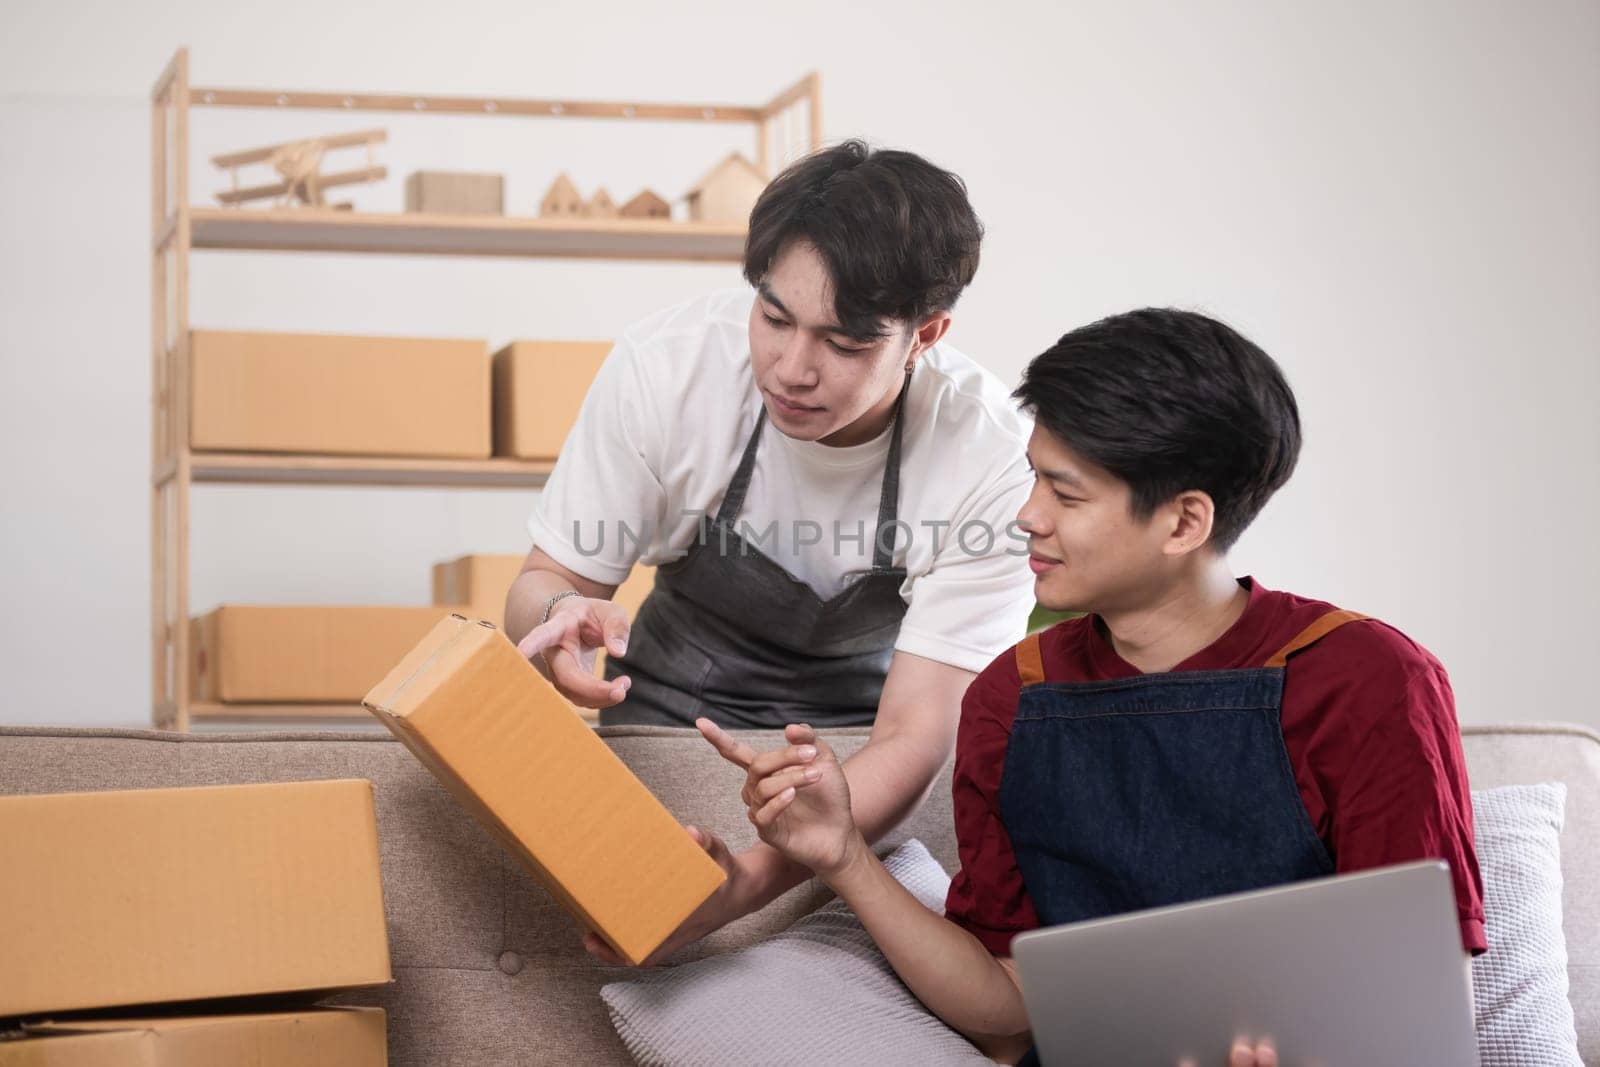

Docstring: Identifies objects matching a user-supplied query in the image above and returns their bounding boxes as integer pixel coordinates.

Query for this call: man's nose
[773,336,819,389]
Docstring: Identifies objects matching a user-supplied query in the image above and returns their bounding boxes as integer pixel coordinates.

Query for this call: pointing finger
[696,717,758,770]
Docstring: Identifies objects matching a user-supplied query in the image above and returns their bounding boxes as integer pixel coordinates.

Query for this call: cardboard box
[432,554,526,629]
[190,330,490,458]
[405,170,504,215]
[491,341,611,460]
[0,1007,387,1067]
[362,615,724,965]
[191,605,469,703]
[0,780,391,1018]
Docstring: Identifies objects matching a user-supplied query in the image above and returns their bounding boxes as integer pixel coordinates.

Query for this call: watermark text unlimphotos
[569,512,1030,563]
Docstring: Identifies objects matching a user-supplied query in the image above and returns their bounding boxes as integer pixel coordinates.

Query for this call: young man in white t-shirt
[506,140,1033,961]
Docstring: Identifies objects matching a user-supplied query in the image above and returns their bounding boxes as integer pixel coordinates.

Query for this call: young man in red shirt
[701,307,1485,1065]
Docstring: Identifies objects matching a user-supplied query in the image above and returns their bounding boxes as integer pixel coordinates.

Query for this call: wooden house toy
[684,152,768,224]
[620,189,671,219]
[586,186,618,218]
[540,173,585,217]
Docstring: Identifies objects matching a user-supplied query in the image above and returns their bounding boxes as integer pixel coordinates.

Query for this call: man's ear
[1163,490,1217,557]
[907,311,953,361]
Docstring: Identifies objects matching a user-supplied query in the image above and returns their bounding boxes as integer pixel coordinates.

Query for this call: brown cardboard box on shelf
[491,341,611,460]
[191,605,468,704]
[0,780,391,1019]
[190,330,490,458]
[362,615,724,965]
[0,1007,387,1067]
[432,554,525,628]
[405,170,504,215]
[432,554,656,631]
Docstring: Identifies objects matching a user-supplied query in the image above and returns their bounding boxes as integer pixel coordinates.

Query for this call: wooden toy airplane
[212,128,387,210]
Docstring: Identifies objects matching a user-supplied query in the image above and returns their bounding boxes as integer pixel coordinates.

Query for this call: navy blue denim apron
[1005,609,1364,1067]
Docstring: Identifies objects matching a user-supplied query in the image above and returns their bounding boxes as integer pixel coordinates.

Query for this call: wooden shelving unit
[149,48,822,731]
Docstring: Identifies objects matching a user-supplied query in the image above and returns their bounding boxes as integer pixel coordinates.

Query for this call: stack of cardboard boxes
[188,330,612,463]
[0,780,392,1064]
[187,330,644,717]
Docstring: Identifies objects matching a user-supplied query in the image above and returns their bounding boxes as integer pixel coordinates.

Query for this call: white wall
[1,0,1596,729]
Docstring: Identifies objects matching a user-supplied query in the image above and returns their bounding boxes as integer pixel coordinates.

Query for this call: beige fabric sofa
[1,722,1594,1064]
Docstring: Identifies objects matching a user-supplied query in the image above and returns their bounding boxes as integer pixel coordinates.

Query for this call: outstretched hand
[514,596,631,708]
[698,718,860,878]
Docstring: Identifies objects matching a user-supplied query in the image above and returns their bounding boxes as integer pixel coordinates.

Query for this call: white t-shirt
[529,288,1035,674]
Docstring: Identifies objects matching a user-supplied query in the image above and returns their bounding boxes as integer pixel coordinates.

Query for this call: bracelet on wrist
[540,589,584,626]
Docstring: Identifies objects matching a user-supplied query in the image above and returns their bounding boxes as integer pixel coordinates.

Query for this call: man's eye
[828,339,868,354]
[1053,492,1079,506]
[762,312,788,328]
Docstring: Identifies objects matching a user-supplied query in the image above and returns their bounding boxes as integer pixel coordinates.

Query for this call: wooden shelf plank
[189,451,554,488]
[189,207,747,261]
[190,87,763,124]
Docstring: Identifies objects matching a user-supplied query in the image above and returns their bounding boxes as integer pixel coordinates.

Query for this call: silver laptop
[1011,861,1476,1066]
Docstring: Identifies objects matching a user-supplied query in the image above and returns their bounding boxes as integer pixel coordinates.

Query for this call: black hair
[742,140,983,342]
[1014,308,1301,552]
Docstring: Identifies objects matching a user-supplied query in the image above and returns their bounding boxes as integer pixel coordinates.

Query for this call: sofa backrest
[1461,723,1600,1061]
[1,722,1594,1063]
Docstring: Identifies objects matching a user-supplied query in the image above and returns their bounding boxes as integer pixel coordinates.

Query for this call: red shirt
[944,577,1487,956]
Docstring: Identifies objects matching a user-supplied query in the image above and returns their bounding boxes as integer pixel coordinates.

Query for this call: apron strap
[713,406,768,527]
[1263,609,1368,668]
[1015,632,1046,686]
[871,369,915,572]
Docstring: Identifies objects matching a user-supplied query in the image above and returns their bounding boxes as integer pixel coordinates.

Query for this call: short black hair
[742,140,983,342]
[1014,308,1301,553]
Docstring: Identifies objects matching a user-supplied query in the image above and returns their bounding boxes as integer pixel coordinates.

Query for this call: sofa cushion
[601,839,989,1066]
[1471,783,1581,1065]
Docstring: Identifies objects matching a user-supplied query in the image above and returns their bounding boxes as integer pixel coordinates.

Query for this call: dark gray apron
[601,375,912,728]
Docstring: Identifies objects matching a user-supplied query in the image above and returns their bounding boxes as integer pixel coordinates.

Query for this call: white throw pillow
[1471,782,1581,1066]
[601,839,990,1067]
